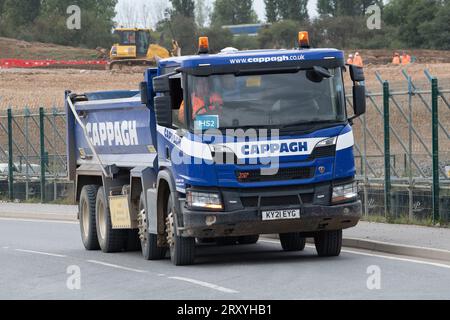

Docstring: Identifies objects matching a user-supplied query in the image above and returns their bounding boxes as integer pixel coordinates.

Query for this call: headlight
[332,182,358,204]
[315,137,337,148]
[186,191,223,210]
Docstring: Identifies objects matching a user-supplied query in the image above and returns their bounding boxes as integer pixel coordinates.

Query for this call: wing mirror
[349,64,365,82]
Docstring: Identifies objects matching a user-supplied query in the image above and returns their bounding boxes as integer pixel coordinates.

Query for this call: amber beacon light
[298,31,310,49]
[198,36,209,54]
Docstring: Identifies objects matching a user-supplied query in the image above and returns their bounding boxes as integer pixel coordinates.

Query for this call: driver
[178,77,223,124]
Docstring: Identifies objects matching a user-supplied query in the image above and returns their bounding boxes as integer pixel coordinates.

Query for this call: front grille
[309,145,336,160]
[240,193,315,208]
[241,197,259,207]
[236,167,314,183]
[261,195,300,207]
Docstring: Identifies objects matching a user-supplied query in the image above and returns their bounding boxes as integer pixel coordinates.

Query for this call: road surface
[1,217,450,300]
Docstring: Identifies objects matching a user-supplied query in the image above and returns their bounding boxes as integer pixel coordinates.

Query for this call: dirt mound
[0,68,142,109]
[344,49,450,65]
[0,37,99,61]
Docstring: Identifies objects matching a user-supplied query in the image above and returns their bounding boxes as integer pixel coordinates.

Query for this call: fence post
[7,109,14,201]
[431,78,440,224]
[39,107,46,203]
[383,81,391,217]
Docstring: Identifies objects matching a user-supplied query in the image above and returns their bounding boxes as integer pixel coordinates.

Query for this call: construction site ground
[1,63,450,109]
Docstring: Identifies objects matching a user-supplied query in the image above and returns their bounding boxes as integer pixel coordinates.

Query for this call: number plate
[262,209,301,221]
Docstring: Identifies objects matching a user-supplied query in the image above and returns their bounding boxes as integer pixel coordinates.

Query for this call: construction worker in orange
[392,52,401,65]
[353,52,364,67]
[347,54,354,65]
[178,77,223,124]
[401,52,411,65]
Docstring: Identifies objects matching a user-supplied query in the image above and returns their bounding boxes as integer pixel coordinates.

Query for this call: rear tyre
[238,235,260,245]
[279,233,306,252]
[139,193,166,260]
[314,230,342,257]
[166,195,195,266]
[79,185,100,250]
[95,187,127,253]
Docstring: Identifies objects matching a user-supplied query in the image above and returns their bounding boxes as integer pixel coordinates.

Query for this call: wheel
[138,193,166,260]
[95,187,127,253]
[238,235,260,245]
[79,185,100,250]
[166,195,195,266]
[314,230,342,257]
[216,237,238,246]
[279,233,306,252]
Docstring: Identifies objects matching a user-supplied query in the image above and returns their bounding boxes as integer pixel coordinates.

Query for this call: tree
[1,0,40,29]
[258,20,302,49]
[211,0,258,26]
[279,0,309,22]
[384,0,440,48]
[33,0,118,48]
[317,0,336,16]
[420,1,450,49]
[157,14,198,55]
[170,0,195,18]
[199,26,233,53]
[265,0,309,22]
[195,0,209,27]
[317,0,383,17]
[265,0,279,23]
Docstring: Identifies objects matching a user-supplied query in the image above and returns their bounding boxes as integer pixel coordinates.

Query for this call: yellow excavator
[109,28,180,70]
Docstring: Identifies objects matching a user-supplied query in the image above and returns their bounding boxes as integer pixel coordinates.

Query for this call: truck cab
[67,33,366,266]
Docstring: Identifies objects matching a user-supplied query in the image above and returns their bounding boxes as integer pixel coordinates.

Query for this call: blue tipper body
[66,47,362,240]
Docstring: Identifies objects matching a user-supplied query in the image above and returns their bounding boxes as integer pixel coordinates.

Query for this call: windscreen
[119,31,136,45]
[185,68,346,131]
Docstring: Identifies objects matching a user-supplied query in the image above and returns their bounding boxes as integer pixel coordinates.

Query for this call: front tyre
[138,193,166,260]
[79,185,100,250]
[166,195,195,266]
[279,233,306,252]
[314,230,343,257]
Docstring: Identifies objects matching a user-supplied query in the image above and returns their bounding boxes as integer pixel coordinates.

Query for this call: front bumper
[179,200,362,238]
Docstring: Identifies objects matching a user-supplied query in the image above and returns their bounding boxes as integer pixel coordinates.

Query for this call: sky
[115,0,319,27]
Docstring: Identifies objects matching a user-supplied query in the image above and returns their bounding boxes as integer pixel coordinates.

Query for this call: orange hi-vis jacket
[179,93,223,123]
[353,55,363,67]
[392,56,401,65]
[402,55,411,65]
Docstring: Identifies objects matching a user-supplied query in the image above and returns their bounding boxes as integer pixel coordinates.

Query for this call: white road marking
[168,276,239,294]
[340,248,450,270]
[15,249,67,258]
[0,217,77,225]
[87,260,148,273]
[2,247,9,249]
[260,239,450,270]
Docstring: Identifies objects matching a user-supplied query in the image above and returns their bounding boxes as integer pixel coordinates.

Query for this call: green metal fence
[349,69,450,225]
[0,69,449,224]
[0,106,72,202]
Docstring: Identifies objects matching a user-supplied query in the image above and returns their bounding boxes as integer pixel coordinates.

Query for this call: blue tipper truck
[66,32,366,266]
